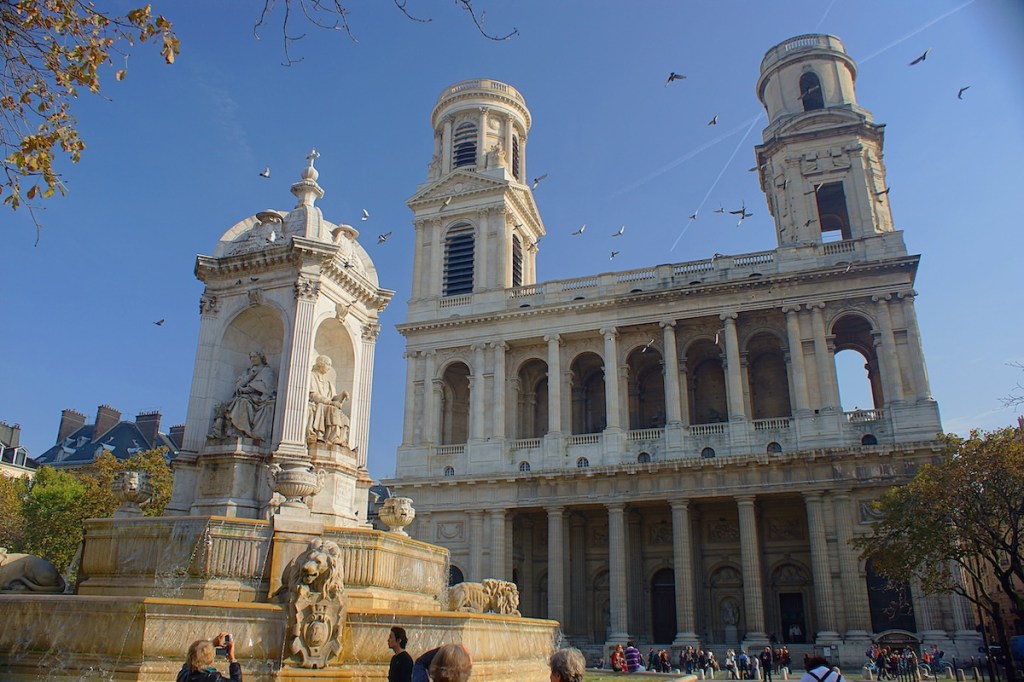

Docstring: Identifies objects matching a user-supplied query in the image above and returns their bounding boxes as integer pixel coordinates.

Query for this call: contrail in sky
[859,0,977,63]
[671,112,763,252]
[815,0,838,30]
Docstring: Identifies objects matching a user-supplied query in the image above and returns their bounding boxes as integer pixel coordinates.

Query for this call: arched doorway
[650,568,676,644]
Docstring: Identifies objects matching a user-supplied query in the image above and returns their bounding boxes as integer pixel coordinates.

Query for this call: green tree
[854,428,1024,679]
[20,465,88,571]
[0,474,29,550]
[1,1,178,237]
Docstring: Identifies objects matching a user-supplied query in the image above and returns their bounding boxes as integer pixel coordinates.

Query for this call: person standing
[760,646,775,682]
[624,641,641,672]
[387,627,413,682]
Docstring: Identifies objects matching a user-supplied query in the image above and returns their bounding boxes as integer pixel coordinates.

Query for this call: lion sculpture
[447,578,520,616]
[0,548,65,593]
[277,537,346,669]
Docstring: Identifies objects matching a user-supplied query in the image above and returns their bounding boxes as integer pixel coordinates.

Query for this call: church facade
[388,35,979,662]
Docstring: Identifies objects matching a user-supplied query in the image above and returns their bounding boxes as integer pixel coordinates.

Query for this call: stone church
[388,35,981,662]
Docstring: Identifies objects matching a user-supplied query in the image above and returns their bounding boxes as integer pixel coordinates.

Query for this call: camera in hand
[215,634,232,657]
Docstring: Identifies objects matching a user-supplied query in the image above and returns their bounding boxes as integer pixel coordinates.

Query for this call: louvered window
[453,122,477,168]
[444,225,475,296]
[512,135,521,180]
[799,72,824,111]
[511,235,523,287]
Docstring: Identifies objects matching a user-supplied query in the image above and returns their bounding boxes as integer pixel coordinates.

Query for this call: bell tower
[755,35,896,248]
[406,80,545,312]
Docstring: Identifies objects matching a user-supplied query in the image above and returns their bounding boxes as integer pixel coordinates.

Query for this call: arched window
[701,447,716,459]
[443,465,455,477]
[449,565,465,586]
[453,122,477,168]
[444,224,475,296]
[512,135,521,180]
[576,457,590,468]
[511,234,524,287]
[518,460,531,472]
[767,441,783,454]
[861,434,878,446]
[799,72,824,111]
[637,452,651,464]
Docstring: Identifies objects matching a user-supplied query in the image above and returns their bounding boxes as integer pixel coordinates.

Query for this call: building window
[512,135,521,180]
[799,72,824,111]
[701,447,716,459]
[576,457,590,468]
[816,182,852,241]
[444,224,475,296]
[518,461,531,472]
[453,122,477,168]
[637,452,651,464]
[443,465,455,477]
[767,441,783,454]
[511,234,523,287]
[861,434,878,446]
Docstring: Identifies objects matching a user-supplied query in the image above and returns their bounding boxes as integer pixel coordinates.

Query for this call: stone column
[441,116,453,175]
[671,500,699,646]
[627,510,644,634]
[569,513,587,635]
[809,303,840,410]
[423,352,437,443]
[546,335,563,434]
[661,320,683,425]
[503,113,514,177]
[897,291,933,401]
[477,209,490,290]
[470,343,486,441]
[607,503,630,641]
[278,277,319,452]
[520,517,535,615]
[353,323,379,463]
[476,107,488,170]
[679,363,691,426]
[430,220,444,297]
[601,328,622,430]
[402,351,418,445]
[783,305,811,414]
[468,510,484,581]
[832,492,871,635]
[721,313,747,421]
[490,508,507,580]
[737,496,768,640]
[804,492,839,637]
[547,506,566,625]
[492,341,507,439]
[872,294,905,405]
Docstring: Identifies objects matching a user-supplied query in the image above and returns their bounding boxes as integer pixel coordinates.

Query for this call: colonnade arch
[515,357,549,438]
[570,352,606,434]
[687,339,728,425]
[627,346,666,429]
[439,361,470,444]
[832,313,883,409]
[746,331,792,419]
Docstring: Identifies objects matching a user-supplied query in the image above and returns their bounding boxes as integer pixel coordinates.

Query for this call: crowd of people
[601,641,795,678]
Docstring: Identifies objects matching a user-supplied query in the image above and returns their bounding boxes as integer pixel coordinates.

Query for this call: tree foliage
[0,474,29,550]
[1,1,178,237]
[855,428,1024,677]
[5,448,173,572]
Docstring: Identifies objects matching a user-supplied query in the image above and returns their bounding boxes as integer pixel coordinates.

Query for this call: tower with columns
[167,153,394,525]
[389,36,973,664]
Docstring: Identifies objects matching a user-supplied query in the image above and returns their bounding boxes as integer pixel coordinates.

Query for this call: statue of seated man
[209,350,277,442]
[306,355,350,447]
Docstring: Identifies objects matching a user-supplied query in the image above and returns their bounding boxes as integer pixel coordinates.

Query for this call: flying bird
[909,48,931,66]
[611,225,625,237]
[707,114,718,126]
[797,85,821,101]
[610,251,620,260]
[266,230,277,244]
[249,277,260,282]
[729,204,753,226]
[641,339,655,353]
[688,211,698,221]
[377,231,392,244]
[438,196,452,212]
[804,218,817,227]
[713,206,725,214]
[259,167,270,178]
[153,319,165,326]
[361,209,370,221]
[531,174,548,190]
[572,223,586,236]
[875,186,891,199]
[804,183,824,195]
[957,85,971,100]
[665,72,686,86]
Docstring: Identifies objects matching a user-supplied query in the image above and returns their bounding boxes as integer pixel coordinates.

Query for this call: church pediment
[407,170,509,207]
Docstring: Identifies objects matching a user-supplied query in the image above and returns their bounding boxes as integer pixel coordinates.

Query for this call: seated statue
[209,350,277,442]
[306,355,351,448]
[0,548,65,593]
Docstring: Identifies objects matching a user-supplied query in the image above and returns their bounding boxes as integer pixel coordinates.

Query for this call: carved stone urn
[112,470,153,517]
[268,461,325,510]
[379,497,416,536]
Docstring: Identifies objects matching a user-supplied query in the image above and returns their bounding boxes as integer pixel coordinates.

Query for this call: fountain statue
[0,156,559,680]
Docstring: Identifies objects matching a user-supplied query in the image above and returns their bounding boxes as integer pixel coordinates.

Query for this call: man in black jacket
[388,626,413,682]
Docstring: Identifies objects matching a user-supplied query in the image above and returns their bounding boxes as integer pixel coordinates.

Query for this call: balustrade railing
[753,417,792,431]
[511,438,541,450]
[628,428,664,441]
[435,444,465,456]
[822,240,856,255]
[845,408,883,423]
[439,295,472,309]
[568,434,600,445]
[688,423,727,436]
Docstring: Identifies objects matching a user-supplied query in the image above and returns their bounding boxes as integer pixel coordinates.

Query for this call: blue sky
[3,1,1022,482]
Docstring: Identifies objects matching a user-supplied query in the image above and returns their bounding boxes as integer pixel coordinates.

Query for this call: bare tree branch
[454,0,518,41]
[1001,361,1024,408]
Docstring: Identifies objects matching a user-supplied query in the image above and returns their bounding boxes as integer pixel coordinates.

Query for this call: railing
[674,260,714,276]
[822,241,855,255]
[784,36,823,51]
[439,295,472,309]
[628,428,664,441]
[439,79,524,104]
[688,423,727,436]
[560,277,598,291]
[753,417,792,431]
[511,438,541,450]
[568,434,600,445]
[733,251,774,267]
[618,268,656,283]
[435,444,465,456]
[845,409,883,423]
[509,284,539,299]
